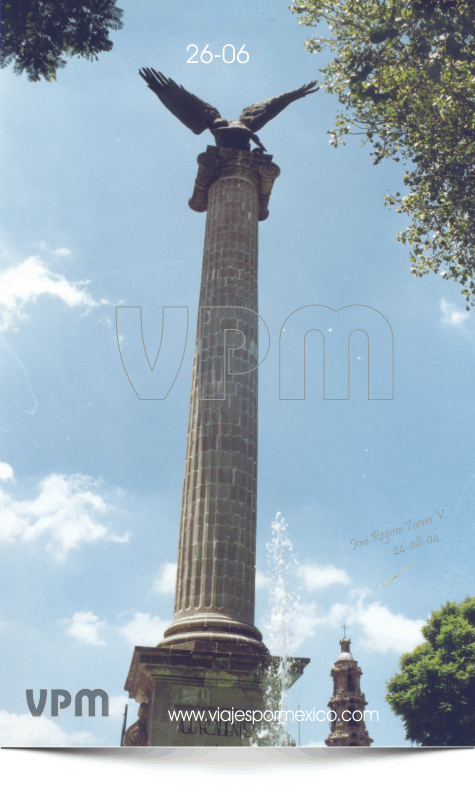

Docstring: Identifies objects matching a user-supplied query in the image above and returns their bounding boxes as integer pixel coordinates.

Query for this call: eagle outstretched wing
[139,68,224,135]
[238,81,319,132]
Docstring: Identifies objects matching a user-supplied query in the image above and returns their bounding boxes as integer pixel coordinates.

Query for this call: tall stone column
[123,146,309,746]
[161,146,279,653]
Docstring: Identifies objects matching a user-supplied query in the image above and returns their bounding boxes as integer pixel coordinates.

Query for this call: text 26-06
[187,45,249,64]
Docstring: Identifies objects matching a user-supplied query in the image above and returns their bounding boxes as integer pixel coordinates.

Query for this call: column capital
[189,145,281,221]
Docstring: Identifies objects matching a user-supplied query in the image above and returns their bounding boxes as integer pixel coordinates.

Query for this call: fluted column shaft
[161,147,279,651]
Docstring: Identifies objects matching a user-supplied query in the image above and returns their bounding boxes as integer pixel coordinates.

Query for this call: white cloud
[268,589,424,655]
[440,297,469,326]
[118,611,169,646]
[322,591,424,654]
[291,602,322,650]
[255,569,271,588]
[356,601,424,653]
[0,462,14,481]
[64,611,107,646]
[0,710,97,747]
[153,562,177,594]
[0,255,105,331]
[53,248,72,256]
[298,563,350,591]
[0,472,129,560]
[60,609,169,649]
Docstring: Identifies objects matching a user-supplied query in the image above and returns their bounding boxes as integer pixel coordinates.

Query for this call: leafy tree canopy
[1,0,123,82]
[386,596,475,745]
[291,0,475,308]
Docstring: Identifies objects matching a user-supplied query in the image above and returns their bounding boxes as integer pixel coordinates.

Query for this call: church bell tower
[325,634,374,747]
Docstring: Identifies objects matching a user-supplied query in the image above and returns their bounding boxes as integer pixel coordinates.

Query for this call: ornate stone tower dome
[324,635,374,747]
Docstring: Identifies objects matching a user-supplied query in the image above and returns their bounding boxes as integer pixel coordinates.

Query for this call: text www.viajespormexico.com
[169,708,379,724]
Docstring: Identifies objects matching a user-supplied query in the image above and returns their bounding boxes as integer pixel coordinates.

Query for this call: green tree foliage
[1,0,123,82]
[386,596,475,746]
[291,0,475,308]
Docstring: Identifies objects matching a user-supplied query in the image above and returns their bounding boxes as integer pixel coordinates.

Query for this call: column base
[123,646,309,746]
[159,614,267,654]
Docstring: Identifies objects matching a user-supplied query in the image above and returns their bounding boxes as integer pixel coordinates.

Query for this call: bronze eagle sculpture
[139,68,319,152]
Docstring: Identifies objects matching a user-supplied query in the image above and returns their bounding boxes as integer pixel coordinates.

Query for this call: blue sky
[1,0,474,750]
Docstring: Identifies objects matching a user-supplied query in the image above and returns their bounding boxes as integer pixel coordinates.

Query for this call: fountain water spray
[258,512,301,745]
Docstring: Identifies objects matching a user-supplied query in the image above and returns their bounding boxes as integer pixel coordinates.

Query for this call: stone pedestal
[123,646,309,746]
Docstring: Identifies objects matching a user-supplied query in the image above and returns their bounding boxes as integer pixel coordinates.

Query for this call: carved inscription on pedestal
[178,716,253,739]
